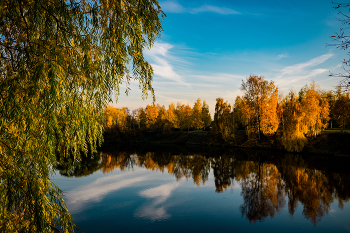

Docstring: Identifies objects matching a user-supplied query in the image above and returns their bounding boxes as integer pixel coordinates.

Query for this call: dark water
[52,146,350,233]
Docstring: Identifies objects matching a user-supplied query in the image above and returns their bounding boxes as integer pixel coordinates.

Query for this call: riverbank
[103,130,350,156]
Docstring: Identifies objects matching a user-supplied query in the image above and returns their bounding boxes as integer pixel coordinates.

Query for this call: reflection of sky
[135,182,180,220]
[64,171,151,213]
[52,165,350,233]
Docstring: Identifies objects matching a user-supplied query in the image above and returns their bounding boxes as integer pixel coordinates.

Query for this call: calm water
[52,146,350,233]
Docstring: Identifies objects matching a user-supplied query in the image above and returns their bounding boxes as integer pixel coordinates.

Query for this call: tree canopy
[0,0,164,231]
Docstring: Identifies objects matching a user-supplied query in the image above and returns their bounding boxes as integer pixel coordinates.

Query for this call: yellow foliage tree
[202,100,212,130]
[281,91,308,152]
[164,103,178,131]
[175,103,186,131]
[192,98,204,130]
[146,104,158,130]
[301,82,329,138]
[213,98,233,141]
[241,75,279,141]
[183,104,193,131]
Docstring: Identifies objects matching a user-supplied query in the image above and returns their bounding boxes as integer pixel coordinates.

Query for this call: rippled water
[52,146,350,233]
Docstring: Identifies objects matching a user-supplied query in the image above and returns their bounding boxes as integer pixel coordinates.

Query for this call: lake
[52,145,350,233]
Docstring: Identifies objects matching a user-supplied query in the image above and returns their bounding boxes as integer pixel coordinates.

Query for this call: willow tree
[0,0,164,232]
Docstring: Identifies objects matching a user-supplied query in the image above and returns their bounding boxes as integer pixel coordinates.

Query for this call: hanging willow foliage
[0,0,164,232]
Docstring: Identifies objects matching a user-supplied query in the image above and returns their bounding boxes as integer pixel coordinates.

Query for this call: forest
[104,76,350,152]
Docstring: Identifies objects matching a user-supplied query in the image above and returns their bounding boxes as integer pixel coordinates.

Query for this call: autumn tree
[202,101,211,131]
[175,103,186,131]
[164,103,178,131]
[0,0,164,231]
[301,82,329,138]
[138,108,147,131]
[155,104,166,131]
[213,98,233,141]
[146,104,159,130]
[183,104,193,131]
[241,75,279,141]
[333,87,350,132]
[192,98,204,130]
[233,96,245,130]
[281,91,308,152]
[322,91,337,128]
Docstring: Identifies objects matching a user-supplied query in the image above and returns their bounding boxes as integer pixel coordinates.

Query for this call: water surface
[52,146,350,233]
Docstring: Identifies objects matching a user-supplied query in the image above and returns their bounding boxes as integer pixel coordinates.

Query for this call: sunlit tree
[183,104,193,131]
[164,103,178,131]
[281,91,308,152]
[202,100,211,131]
[192,98,204,130]
[240,75,279,141]
[146,104,159,130]
[213,98,233,141]
[0,0,164,231]
[175,103,186,131]
[301,82,329,138]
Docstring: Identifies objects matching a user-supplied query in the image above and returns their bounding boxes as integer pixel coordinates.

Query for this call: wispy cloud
[134,182,179,221]
[65,171,151,213]
[274,53,334,89]
[145,42,190,87]
[277,53,288,60]
[161,1,241,15]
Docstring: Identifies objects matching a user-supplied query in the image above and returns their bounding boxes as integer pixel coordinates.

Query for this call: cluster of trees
[212,76,350,152]
[63,150,349,225]
[104,98,211,133]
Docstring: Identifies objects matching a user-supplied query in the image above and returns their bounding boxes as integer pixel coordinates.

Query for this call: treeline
[213,75,350,152]
[104,98,211,133]
[103,75,350,152]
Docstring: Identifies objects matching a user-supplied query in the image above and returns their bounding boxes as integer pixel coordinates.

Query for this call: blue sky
[115,0,349,114]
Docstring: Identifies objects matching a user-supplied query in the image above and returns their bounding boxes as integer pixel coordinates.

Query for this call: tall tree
[0,0,164,231]
[183,104,193,131]
[164,103,178,131]
[192,98,204,130]
[333,87,350,132]
[241,75,279,141]
[202,100,211,131]
[145,104,158,130]
[281,91,308,152]
[175,103,186,131]
[301,82,329,138]
[213,98,232,141]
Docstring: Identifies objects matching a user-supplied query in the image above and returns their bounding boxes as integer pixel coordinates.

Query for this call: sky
[114,0,349,115]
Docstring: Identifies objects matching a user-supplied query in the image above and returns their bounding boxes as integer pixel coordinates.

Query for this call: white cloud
[145,42,190,86]
[190,5,240,15]
[277,53,288,59]
[161,1,240,15]
[274,53,334,90]
[160,1,185,13]
[65,171,151,213]
[134,182,179,221]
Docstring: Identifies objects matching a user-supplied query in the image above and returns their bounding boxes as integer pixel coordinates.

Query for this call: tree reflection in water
[55,148,350,225]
